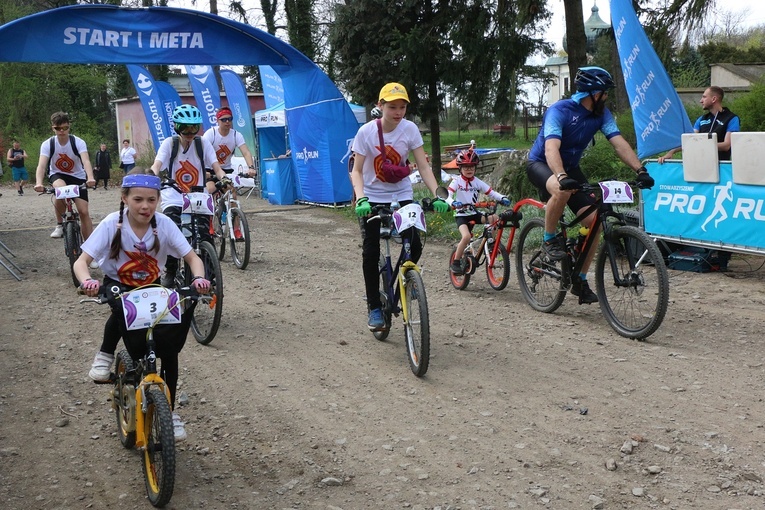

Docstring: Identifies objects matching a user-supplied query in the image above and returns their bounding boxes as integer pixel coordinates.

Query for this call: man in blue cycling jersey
[526,66,654,304]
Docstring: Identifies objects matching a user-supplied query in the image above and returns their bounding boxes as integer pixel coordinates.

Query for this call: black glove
[558,174,581,191]
[636,168,654,189]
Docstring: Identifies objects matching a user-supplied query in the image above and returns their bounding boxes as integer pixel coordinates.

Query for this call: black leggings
[98,276,194,409]
[361,200,422,310]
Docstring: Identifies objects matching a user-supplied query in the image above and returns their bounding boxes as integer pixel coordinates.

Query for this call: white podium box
[731,132,765,186]
[681,132,719,183]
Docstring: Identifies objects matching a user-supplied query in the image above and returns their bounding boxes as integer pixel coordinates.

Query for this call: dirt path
[1,185,765,509]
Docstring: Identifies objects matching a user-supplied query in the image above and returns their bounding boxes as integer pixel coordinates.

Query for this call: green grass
[425,129,534,154]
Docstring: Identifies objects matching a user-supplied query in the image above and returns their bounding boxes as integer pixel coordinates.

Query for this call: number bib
[54,185,80,199]
[121,287,182,331]
[182,192,215,215]
[599,181,634,204]
[393,203,427,232]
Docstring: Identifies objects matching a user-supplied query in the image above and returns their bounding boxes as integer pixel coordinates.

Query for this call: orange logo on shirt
[118,250,160,286]
[174,161,200,193]
[216,144,232,165]
[55,154,77,174]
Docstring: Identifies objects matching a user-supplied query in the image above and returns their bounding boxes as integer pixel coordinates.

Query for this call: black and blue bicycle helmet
[575,66,615,92]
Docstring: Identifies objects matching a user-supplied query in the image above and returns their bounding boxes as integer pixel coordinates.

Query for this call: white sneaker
[172,413,187,442]
[89,260,99,269]
[88,351,114,381]
[50,225,64,238]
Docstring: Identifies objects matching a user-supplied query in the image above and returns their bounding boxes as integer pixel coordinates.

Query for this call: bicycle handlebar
[78,284,200,304]
[39,183,90,195]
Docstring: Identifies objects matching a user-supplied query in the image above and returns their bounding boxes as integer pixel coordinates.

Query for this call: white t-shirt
[154,136,219,210]
[202,127,246,169]
[81,210,192,286]
[446,175,505,216]
[351,119,422,203]
[120,146,136,164]
[40,136,88,179]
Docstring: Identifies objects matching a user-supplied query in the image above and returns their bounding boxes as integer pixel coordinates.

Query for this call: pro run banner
[126,65,172,150]
[259,65,284,108]
[220,69,256,159]
[184,64,222,130]
[610,0,694,159]
[156,81,182,134]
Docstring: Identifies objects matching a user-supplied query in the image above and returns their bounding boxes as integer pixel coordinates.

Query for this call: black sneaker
[450,260,465,275]
[542,237,566,261]
[571,279,598,304]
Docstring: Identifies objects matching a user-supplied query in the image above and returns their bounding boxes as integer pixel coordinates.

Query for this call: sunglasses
[53,125,70,131]
[177,124,200,135]
[218,117,233,122]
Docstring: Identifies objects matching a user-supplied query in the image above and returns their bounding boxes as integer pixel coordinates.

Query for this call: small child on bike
[446,149,511,275]
[73,171,211,442]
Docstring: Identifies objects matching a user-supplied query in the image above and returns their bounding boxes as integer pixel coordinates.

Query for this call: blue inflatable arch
[0,4,355,204]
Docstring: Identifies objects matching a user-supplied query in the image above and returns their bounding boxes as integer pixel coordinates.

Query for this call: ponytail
[108,202,125,259]
[150,215,161,254]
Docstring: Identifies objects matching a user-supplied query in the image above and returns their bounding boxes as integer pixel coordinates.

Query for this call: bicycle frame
[379,228,419,322]
[502,197,545,255]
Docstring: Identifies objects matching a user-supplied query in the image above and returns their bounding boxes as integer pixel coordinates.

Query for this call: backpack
[48,135,82,173]
[167,135,204,174]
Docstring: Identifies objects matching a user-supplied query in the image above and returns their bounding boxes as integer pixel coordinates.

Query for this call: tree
[330,0,549,169]
[284,0,316,61]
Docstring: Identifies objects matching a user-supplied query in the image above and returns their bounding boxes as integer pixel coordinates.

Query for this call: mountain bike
[81,284,200,508]
[212,179,251,269]
[41,184,88,288]
[515,179,669,339]
[448,201,518,291]
[370,202,431,377]
[163,180,223,345]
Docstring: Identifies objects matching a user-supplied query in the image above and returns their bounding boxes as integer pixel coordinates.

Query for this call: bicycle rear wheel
[114,350,136,449]
[142,388,176,508]
[188,241,223,345]
[212,204,226,261]
[64,221,82,288]
[403,269,430,377]
[515,218,566,313]
[595,225,669,339]
[373,254,392,341]
[228,208,251,270]
[485,241,510,291]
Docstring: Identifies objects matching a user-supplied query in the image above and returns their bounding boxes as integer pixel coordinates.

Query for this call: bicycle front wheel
[189,241,223,345]
[515,218,566,313]
[485,241,510,291]
[403,269,430,377]
[64,222,82,288]
[213,205,226,261]
[228,208,251,270]
[114,350,136,449]
[595,225,669,339]
[449,248,471,290]
[142,388,176,508]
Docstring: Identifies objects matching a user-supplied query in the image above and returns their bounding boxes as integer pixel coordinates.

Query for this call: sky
[165,0,765,51]
[545,0,765,52]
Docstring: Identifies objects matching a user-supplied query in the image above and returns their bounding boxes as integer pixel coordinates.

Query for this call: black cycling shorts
[525,160,595,214]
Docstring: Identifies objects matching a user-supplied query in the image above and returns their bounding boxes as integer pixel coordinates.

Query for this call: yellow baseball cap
[379,82,410,103]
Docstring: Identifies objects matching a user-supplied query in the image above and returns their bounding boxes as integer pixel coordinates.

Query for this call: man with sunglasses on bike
[150,104,227,287]
[34,112,97,261]
[526,66,654,304]
[202,106,257,239]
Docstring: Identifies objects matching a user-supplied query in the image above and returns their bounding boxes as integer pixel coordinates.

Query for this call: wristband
[248,165,255,169]
[556,173,568,181]
[357,196,369,204]
[637,166,648,174]
[190,275,205,282]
